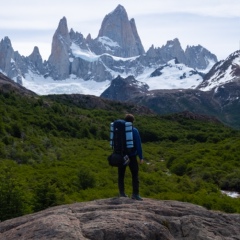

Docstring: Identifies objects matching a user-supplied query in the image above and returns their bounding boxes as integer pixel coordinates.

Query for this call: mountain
[101,53,240,129]
[185,44,217,69]
[1,198,240,240]
[198,50,240,90]
[130,81,240,128]
[1,5,240,128]
[145,39,217,70]
[0,5,217,92]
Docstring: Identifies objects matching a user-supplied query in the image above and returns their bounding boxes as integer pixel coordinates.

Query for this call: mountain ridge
[0,5,218,87]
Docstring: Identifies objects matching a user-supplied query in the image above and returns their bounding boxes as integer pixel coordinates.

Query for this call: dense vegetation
[0,91,240,221]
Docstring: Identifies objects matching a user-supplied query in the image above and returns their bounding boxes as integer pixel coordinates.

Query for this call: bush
[76,168,96,190]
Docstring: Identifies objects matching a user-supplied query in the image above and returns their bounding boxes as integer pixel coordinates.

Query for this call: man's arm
[133,128,143,161]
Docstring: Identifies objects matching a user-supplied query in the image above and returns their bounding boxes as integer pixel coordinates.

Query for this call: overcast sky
[1,0,240,61]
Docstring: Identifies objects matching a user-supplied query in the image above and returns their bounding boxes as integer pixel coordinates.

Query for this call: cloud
[130,0,240,18]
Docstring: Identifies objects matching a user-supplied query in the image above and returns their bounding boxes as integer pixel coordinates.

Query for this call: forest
[0,90,240,221]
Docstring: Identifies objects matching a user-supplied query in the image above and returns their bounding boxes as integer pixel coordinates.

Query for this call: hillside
[0,75,240,223]
[0,72,36,96]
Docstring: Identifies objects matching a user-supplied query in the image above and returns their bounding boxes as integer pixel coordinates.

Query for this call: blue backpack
[108,120,134,167]
[110,119,134,154]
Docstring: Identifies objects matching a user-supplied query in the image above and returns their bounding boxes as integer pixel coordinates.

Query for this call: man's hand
[139,159,144,164]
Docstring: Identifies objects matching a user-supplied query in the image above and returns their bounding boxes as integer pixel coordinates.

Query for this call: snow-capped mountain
[100,50,240,129]
[0,4,220,96]
[198,50,240,91]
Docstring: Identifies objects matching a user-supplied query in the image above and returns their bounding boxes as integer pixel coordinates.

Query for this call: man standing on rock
[118,114,144,200]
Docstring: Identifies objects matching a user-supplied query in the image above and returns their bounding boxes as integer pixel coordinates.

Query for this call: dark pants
[118,155,139,195]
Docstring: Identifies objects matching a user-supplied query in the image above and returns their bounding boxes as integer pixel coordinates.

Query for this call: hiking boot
[131,194,143,201]
[119,193,128,197]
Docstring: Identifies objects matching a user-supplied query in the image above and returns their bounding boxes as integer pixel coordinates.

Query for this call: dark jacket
[128,127,143,159]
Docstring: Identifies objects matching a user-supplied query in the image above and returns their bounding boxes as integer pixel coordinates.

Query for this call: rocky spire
[48,17,71,79]
[28,46,45,74]
[160,38,186,64]
[97,4,145,57]
[0,37,15,77]
[129,18,144,55]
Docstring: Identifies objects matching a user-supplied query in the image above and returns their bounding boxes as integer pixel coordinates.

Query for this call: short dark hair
[125,114,135,123]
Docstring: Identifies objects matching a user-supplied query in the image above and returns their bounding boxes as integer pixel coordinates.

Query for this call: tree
[0,161,26,221]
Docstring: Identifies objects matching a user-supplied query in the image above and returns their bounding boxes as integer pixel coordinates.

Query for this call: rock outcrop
[0,198,240,240]
[100,75,149,101]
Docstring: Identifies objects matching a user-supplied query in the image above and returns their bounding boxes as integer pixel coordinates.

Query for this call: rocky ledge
[0,198,240,240]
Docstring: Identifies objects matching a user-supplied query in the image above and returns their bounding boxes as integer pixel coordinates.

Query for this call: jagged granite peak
[145,39,217,71]
[145,38,186,65]
[100,75,149,101]
[0,37,37,84]
[97,4,145,57]
[55,16,70,40]
[129,18,144,54]
[86,33,92,42]
[161,38,186,64]
[185,44,218,70]
[48,16,71,79]
[0,37,27,84]
[198,50,240,91]
[29,46,41,59]
[69,29,89,51]
[0,37,15,77]
[146,44,158,58]
[27,46,45,74]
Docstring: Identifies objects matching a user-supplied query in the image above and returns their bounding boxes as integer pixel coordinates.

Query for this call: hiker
[118,114,144,200]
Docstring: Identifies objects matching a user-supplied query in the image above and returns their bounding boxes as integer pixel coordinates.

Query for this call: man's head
[125,114,135,123]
